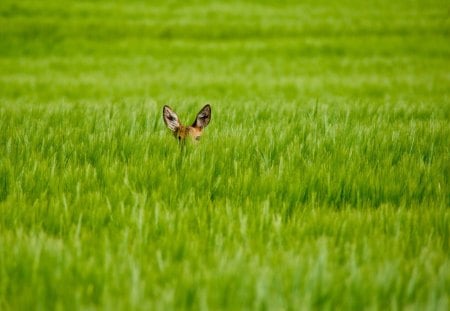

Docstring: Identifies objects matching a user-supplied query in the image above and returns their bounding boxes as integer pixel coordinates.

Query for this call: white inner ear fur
[195,106,211,128]
[163,107,180,132]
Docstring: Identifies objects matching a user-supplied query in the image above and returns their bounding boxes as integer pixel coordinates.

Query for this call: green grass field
[1,0,449,309]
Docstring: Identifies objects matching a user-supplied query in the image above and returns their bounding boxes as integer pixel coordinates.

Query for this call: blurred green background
[1,0,449,104]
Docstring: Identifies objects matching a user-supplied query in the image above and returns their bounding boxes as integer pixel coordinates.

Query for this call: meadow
[0,0,449,310]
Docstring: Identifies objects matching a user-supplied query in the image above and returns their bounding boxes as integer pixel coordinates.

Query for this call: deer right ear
[192,104,211,129]
[163,105,180,132]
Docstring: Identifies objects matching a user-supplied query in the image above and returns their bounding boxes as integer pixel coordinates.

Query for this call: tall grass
[0,0,449,310]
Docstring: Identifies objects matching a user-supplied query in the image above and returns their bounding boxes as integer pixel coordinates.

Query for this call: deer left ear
[163,105,180,132]
[192,104,211,129]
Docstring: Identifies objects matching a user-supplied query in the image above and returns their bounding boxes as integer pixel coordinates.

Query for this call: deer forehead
[176,126,202,138]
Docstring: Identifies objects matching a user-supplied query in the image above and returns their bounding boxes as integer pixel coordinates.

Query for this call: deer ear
[192,104,211,129]
[163,105,180,132]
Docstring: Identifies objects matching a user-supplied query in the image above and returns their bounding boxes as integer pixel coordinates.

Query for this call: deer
[163,104,211,143]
